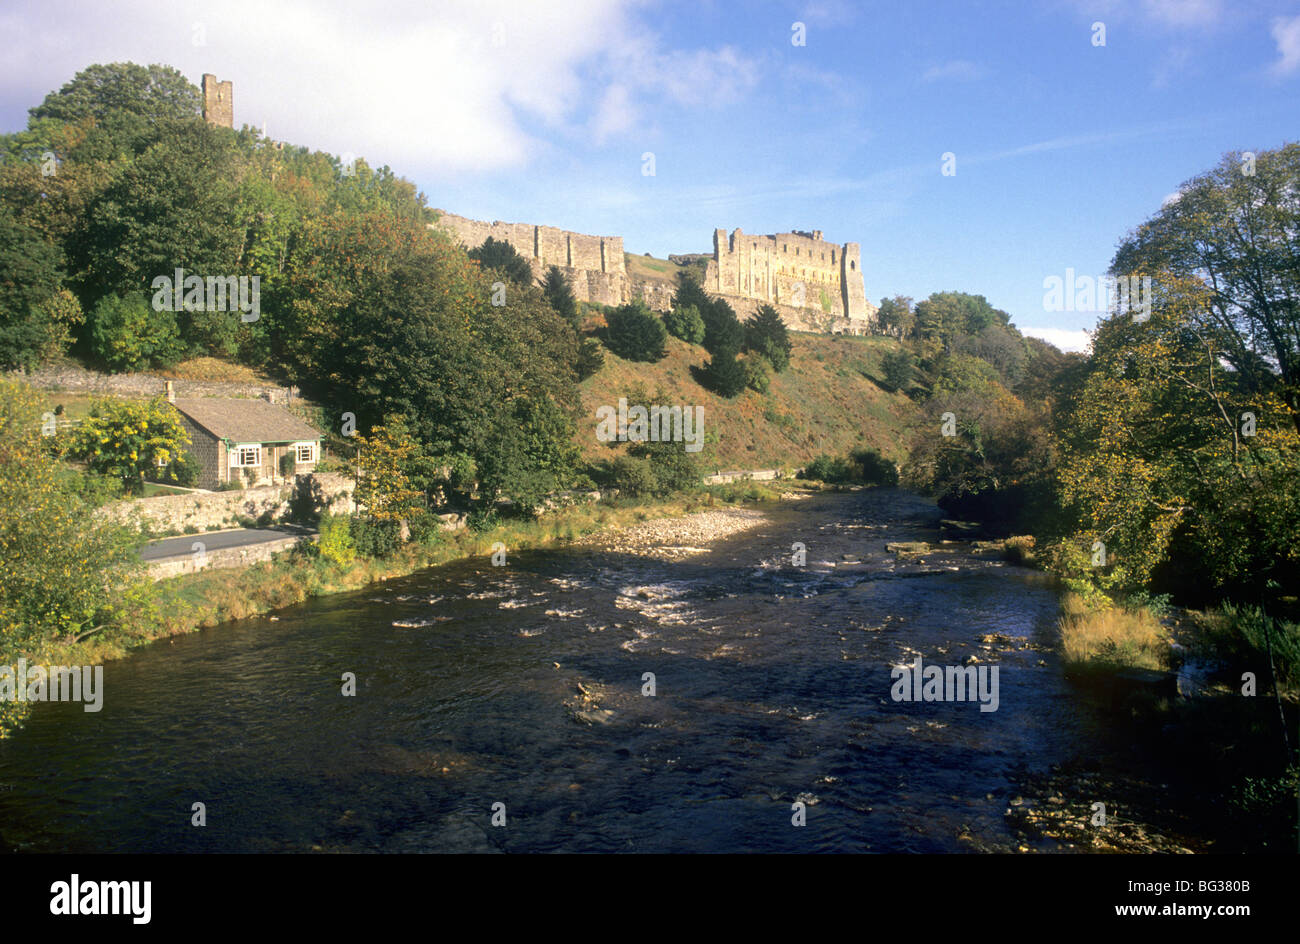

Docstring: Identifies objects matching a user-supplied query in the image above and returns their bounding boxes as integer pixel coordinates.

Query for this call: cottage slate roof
[172,398,321,444]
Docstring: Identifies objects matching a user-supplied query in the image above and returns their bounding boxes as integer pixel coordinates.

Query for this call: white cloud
[1270,14,1300,76]
[921,60,985,82]
[1020,327,1092,354]
[0,0,757,175]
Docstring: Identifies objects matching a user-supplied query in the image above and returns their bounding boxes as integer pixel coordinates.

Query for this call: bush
[849,447,900,486]
[604,302,668,362]
[576,337,605,380]
[610,455,658,497]
[350,515,403,559]
[700,349,747,397]
[630,439,701,494]
[317,512,356,564]
[741,354,770,393]
[881,349,914,389]
[664,305,706,345]
[467,507,500,532]
[1196,605,1300,687]
[157,450,200,488]
[279,452,296,478]
[89,293,185,372]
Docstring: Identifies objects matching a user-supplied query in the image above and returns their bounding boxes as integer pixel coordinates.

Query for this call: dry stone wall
[100,473,355,534]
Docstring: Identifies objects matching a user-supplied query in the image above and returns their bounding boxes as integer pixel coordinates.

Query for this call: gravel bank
[578,507,769,560]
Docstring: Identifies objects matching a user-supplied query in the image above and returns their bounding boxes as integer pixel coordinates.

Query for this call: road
[138,526,315,561]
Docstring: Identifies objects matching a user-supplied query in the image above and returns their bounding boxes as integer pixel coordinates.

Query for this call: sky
[2,0,1298,352]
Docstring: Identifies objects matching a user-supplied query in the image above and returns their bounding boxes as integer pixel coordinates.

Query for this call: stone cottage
[168,389,322,490]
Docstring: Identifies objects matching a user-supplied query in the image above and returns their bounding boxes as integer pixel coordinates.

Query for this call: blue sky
[3,0,1298,350]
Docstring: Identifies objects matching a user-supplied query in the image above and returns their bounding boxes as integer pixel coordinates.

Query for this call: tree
[30,62,201,126]
[0,378,148,662]
[672,268,712,313]
[915,291,1009,351]
[354,415,428,524]
[1111,143,1300,435]
[0,203,65,370]
[701,298,744,355]
[541,265,579,330]
[744,304,792,372]
[664,304,706,345]
[575,337,605,380]
[69,395,191,494]
[700,347,748,397]
[604,301,668,361]
[469,236,533,286]
[875,295,915,339]
[88,292,184,372]
[881,349,913,389]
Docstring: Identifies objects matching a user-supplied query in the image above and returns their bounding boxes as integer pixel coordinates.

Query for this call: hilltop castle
[432,211,874,334]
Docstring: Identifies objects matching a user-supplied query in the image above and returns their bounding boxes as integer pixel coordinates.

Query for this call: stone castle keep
[433,212,874,334]
[202,74,233,128]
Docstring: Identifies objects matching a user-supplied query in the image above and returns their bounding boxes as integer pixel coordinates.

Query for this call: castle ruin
[432,211,874,333]
[706,228,873,333]
[432,210,630,308]
[202,74,233,128]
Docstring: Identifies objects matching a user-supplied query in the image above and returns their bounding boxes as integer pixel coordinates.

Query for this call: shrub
[610,455,658,497]
[279,452,296,478]
[157,450,200,488]
[700,349,747,397]
[630,439,701,495]
[576,337,605,380]
[1195,605,1300,687]
[604,302,668,362]
[741,354,770,393]
[467,507,500,532]
[350,515,403,559]
[89,293,185,372]
[664,305,706,345]
[317,512,356,564]
[849,447,900,486]
[881,349,914,389]
[288,475,325,525]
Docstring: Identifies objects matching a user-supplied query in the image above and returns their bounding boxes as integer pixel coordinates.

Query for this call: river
[0,489,1137,853]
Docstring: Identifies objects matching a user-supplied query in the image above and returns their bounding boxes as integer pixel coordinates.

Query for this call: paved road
[139,526,315,561]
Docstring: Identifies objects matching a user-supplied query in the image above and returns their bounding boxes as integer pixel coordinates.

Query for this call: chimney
[164,380,175,403]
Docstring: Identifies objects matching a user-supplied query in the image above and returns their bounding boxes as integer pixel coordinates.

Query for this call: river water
[0,489,1108,853]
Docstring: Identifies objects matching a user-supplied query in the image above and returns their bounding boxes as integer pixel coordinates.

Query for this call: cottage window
[296,443,316,464]
[232,445,261,467]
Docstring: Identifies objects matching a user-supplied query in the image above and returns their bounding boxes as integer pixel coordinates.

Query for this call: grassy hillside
[624,252,706,287]
[578,332,916,472]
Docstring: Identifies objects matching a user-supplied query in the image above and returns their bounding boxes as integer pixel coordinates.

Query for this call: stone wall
[100,472,355,534]
[431,210,629,307]
[704,228,875,332]
[11,365,295,403]
[146,535,305,580]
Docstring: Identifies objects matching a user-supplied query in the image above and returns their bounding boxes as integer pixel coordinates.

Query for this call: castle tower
[840,243,867,321]
[202,74,233,128]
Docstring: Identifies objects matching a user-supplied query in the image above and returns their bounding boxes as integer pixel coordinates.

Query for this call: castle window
[851,260,856,270]
[832,251,836,263]
[795,248,800,256]
[783,244,787,252]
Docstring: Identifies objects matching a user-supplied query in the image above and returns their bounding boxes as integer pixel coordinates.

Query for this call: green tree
[69,395,191,494]
[604,301,668,362]
[88,292,184,371]
[664,304,706,345]
[0,378,149,662]
[0,203,66,370]
[469,236,533,286]
[875,295,915,339]
[700,347,747,397]
[541,265,579,330]
[744,304,792,372]
[881,348,913,389]
[700,298,744,355]
[1111,143,1300,435]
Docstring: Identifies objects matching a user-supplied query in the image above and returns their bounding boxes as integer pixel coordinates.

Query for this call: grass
[1191,604,1300,689]
[579,332,915,472]
[1002,535,1036,565]
[1059,592,1173,673]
